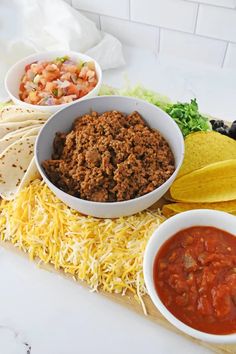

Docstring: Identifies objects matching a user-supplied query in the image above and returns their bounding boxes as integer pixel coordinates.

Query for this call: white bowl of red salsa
[5,50,102,113]
[143,209,236,343]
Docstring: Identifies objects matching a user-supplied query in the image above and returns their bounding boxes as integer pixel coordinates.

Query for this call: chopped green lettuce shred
[99,84,170,111]
[100,84,211,137]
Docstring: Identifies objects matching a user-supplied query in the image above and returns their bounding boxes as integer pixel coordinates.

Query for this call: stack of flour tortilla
[0,105,50,200]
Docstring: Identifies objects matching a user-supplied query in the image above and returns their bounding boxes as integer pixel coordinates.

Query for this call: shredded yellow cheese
[0,179,164,306]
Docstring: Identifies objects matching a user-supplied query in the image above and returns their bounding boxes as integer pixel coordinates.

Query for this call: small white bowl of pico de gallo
[5,50,102,113]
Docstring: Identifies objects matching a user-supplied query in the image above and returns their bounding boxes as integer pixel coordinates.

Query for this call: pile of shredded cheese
[0,180,164,310]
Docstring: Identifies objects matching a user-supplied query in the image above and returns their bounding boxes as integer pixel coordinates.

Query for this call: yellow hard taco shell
[162,200,236,217]
[170,159,236,202]
[177,131,236,178]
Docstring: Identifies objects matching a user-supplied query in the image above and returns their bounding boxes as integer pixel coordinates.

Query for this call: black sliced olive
[211,120,225,130]
[215,127,229,135]
[229,122,236,139]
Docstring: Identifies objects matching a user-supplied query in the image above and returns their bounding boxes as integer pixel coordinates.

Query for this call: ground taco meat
[42,110,175,202]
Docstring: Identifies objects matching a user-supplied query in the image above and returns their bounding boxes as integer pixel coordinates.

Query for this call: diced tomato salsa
[154,226,236,334]
[19,56,98,106]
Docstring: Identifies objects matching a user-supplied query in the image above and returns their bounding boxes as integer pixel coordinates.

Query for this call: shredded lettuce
[100,84,211,137]
[100,84,170,111]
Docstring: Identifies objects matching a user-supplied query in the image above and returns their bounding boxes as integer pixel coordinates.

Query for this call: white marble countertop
[1,46,235,354]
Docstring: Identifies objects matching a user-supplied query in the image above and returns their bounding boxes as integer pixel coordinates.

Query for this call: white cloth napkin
[0,0,125,99]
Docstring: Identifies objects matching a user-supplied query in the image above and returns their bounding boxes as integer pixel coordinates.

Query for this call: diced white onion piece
[33,74,41,84]
[56,79,70,88]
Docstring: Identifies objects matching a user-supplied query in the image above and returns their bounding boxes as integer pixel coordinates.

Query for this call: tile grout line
[71,4,130,21]
[73,9,236,47]
[95,13,235,45]
[193,3,200,34]
[158,26,232,46]
[72,1,236,13]
[221,41,230,68]
[183,0,236,11]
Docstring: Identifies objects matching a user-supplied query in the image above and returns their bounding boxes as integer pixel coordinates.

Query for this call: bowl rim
[4,49,102,109]
[35,94,185,207]
[143,209,236,344]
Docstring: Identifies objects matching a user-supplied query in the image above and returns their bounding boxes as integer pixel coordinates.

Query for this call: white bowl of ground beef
[35,95,184,218]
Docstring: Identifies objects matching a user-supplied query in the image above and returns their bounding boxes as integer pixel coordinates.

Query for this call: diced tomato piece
[45,82,56,93]
[38,82,44,90]
[60,72,71,81]
[25,63,31,72]
[19,83,25,92]
[67,84,79,96]
[154,226,236,335]
[79,66,88,79]
[62,64,77,73]
[42,69,60,82]
[19,57,98,106]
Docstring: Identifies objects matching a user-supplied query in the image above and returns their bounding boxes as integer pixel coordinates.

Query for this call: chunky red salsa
[154,226,236,335]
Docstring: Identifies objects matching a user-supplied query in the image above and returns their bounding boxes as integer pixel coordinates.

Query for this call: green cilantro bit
[55,56,69,63]
[165,99,210,137]
[52,88,58,97]
[77,60,83,70]
[100,84,211,138]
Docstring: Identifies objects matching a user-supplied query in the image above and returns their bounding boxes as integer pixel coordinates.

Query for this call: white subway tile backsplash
[130,0,198,33]
[100,17,158,52]
[160,29,227,66]
[80,10,100,29]
[69,0,236,70]
[186,0,236,8]
[197,5,236,42]
[224,43,236,69]
[72,0,129,19]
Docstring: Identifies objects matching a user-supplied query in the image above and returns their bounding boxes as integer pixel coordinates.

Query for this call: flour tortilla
[0,120,44,139]
[0,125,41,154]
[0,133,25,155]
[22,125,42,137]
[17,157,40,195]
[0,105,50,122]
[3,124,42,139]
[0,136,36,199]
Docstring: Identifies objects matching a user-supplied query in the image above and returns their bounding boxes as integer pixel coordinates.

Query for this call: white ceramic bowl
[35,95,184,218]
[144,209,236,344]
[5,50,102,113]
